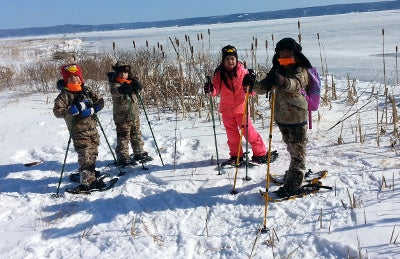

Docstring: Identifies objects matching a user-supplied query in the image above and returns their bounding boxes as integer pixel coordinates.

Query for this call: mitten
[131,78,143,92]
[117,83,133,95]
[204,82,214,94]
[76,99,91,111]
[266,70,286,88]
[80,108,95,118]
[242,69,256,92]
[93,104,102,113]
[68,105,79,116]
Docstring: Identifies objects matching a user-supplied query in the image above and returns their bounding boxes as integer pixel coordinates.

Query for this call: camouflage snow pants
[278,124,308,173]
[72,128,100,175]
[115,117,144,161]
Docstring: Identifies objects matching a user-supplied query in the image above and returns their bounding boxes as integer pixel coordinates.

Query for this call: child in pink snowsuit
[204,45,269,165]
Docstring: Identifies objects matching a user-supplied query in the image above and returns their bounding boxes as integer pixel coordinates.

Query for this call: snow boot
[116,156,137,167]
[221,156,243,167]
[251,150,278,164]
[275,170,304,198]
[66,178,107,194]
[70,170,103,183]
[133,152,153,163]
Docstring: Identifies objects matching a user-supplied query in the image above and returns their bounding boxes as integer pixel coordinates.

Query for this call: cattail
[382,28,388,125]
[298,20,302,45]
[271,34,275,50]
[146,40,149,48]
[132,40,136,48]
[396,46,398,84]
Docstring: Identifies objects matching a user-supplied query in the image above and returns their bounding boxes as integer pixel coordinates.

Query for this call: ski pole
[137,92,164,166]
[243,86,251,181]
[53,134,72,197]
[127,95,148,170]
[230,85,251,195]
[261,88,276,233]
[206,76,221,175]
[94,115,126,176]
[173,107,178,170]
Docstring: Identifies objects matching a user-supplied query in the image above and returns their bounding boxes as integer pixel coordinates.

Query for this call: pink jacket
[211,62,249,114]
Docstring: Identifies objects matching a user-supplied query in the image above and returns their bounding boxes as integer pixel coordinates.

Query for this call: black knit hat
[273,37,312,68]
[275,37,302,52]
[221,45,238,61]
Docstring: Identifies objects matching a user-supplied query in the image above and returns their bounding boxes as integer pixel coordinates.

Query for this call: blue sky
[1,0,382,30]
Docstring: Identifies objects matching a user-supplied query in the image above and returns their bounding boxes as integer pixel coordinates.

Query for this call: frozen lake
[75,10,400,82]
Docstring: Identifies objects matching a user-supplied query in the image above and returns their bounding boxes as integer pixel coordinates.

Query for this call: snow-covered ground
[1,10,400,259]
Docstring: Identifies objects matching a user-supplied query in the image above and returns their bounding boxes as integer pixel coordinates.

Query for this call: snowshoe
[259,181,332,202]
[65,178,118,194]
[269,169,328,186]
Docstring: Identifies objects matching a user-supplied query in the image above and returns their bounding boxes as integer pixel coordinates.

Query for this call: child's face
[67,75,81,84]
[118,71,129,80]
[279,49,294,58]
[224,55,237,70]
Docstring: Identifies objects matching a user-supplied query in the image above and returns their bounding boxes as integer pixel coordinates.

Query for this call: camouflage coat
[108,74,144,158]
[53,85,104,174]
[254,66,309,125]
[53,85,104,133]
[109,80,140,123]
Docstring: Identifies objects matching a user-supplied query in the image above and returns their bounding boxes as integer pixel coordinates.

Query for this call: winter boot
[251,150,278,164]
[222,156,243,167]
[133,152,153,163]
[116,156,137,167]
[80,170,97,186]
[66,170,106,193]
[68,178,107,193]
[70,170,102,183]
[275,170,304,198]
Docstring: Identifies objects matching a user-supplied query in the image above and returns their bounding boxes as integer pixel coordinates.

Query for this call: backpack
[299,67,321,129]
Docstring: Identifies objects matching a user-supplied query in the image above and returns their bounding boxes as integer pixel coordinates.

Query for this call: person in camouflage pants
[243,37,312,197]
[107,61,152,166]
[53,64,104,191]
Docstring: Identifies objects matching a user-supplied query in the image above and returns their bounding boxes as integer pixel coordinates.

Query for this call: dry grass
[1,29,399,150]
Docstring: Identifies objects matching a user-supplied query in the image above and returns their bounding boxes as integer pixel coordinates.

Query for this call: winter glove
[203,82,214,94]
[265,70,287,88]
[242,69,256,92]
[131,78,143,92]
[80,108,95,118]
[68,105,80,116]
[117,83,133,95]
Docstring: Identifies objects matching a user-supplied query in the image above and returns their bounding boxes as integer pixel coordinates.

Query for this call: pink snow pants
[222,112,266,157]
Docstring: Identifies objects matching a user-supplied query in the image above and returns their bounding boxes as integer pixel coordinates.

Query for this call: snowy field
[1,10,400,259]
